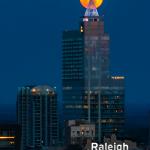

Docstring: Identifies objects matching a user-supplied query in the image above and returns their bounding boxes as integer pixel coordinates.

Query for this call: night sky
[0,0,150,126]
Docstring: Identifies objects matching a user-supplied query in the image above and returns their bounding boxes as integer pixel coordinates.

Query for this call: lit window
[80,26,84,33]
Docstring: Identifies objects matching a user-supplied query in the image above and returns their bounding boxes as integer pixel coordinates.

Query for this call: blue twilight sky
[0,0,150,125]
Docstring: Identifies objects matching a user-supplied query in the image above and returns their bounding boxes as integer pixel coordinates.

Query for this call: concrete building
[65,120,95,145]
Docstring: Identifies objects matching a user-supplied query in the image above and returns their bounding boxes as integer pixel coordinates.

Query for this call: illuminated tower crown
[85,0,99,17]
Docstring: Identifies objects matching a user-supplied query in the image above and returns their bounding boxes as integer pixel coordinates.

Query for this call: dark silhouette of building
[64,144,82,150]
[0,124,21,150]
[17,85,59,150]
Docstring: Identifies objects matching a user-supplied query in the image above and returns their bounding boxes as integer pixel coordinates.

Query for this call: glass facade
[83,78,125,139]
[62,16,125,140]
[63,31,84,120]
[83,16,110,91]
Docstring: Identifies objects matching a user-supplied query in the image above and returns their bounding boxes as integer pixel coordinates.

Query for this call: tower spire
[84,0,99,17]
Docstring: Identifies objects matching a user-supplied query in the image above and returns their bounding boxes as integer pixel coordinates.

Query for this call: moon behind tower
[80,0,104,9]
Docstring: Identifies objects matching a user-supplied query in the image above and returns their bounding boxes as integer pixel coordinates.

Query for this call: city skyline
[0,0,150,127]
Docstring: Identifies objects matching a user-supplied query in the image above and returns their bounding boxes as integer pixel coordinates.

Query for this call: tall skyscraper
[62,0,125,141]
[17,85,59,150]
[62,30,84,121]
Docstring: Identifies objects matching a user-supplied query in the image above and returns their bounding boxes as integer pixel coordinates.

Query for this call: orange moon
[80,0,103,9]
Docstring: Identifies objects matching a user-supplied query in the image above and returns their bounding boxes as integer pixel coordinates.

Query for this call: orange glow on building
[32,88,36,93]
[0,136,15,139]
[80,0,103,9]
[112,76,125,80]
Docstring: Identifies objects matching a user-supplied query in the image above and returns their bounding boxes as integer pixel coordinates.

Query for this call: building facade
[62,30,84,121]
[66,120,95,145]
[62,2,125,141]
[83,76,125,139]
[17,85,59,150]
